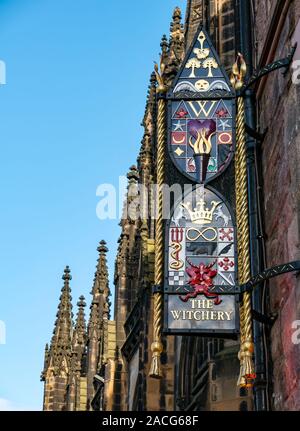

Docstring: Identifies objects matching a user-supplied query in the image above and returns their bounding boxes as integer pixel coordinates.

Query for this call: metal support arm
[241,44,297,93]
[240,260,300,294]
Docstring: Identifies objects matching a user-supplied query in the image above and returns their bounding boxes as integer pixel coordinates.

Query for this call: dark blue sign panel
[167,27,235,184]
[163,186,238,336]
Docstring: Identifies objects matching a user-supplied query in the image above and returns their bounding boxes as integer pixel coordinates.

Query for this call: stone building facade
[252,0,300,410]
[41,0,300,411]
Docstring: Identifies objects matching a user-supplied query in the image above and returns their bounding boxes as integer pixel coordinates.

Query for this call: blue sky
[0,0,185,410]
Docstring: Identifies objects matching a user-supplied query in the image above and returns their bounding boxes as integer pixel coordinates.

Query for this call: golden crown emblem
[181,199,220,225]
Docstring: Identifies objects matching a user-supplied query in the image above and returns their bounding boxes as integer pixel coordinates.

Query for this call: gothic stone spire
[91,240,109,303]
[72,295,87,353]
[46,266,73,375]
[86,241,110,409]
[88,241,110,338]
[170,6,185,56]
[41,266,74,411]
[163,7,185,86]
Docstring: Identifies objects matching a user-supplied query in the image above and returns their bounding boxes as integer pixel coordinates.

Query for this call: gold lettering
[186,310,192,320]
[188,100,217,117]
[202,311,210,320]
[171,310,182,320]
[194,311,201,321]
[207,300,214,309]
[211,311,218,320]
[189,299,213,309]
[170,307,234,322]
[224,311,233,320]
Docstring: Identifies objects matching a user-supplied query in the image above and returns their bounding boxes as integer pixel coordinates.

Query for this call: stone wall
[254,0,300,411]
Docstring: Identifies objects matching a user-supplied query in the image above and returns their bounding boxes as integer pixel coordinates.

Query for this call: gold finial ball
[243,341,254,353]
[151,341,163,355]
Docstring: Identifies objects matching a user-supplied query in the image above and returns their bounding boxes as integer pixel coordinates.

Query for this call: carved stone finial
[150,70,156,87]
[161,34,169,53]
[62,265,72,281]
[42,267,73,379]
[127,165,139,181]
[97,240,108,254]
[161,7,185,87]
[170,7,184,41]
[89,239,111,323]
[77,295,86,308]
[74,296,86,341]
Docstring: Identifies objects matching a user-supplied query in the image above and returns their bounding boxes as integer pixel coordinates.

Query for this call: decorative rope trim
[149,86,167,378]
[232,54,255,388]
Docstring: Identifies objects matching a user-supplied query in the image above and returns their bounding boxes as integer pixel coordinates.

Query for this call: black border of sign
[163,184,240,338]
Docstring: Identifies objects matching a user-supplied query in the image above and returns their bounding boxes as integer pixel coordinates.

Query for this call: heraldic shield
[167,27,235,184]
[164,186,239,336]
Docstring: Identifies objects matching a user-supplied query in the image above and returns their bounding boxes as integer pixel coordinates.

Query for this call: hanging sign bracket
[239,260,300,294]
[251,310,278,327]
[241,44,297,94]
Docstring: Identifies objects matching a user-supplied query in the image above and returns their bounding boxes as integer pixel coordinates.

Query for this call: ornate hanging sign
[163,27,238,337]
[164,187,238,336]
[167,27,235,184]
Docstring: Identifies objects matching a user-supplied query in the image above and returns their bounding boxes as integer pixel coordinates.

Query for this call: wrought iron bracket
[240,44,297,94]
[245,124,268,143]
[252,310,278,327]
[166,262,300,297]
[240,260,300,294]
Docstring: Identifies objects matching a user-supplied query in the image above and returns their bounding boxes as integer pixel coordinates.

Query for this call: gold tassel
[149,341,164,378]
[237,304,246,387]
[237,352,247,388]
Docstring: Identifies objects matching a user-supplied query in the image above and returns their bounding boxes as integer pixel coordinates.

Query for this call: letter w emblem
[188,101,217,117]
